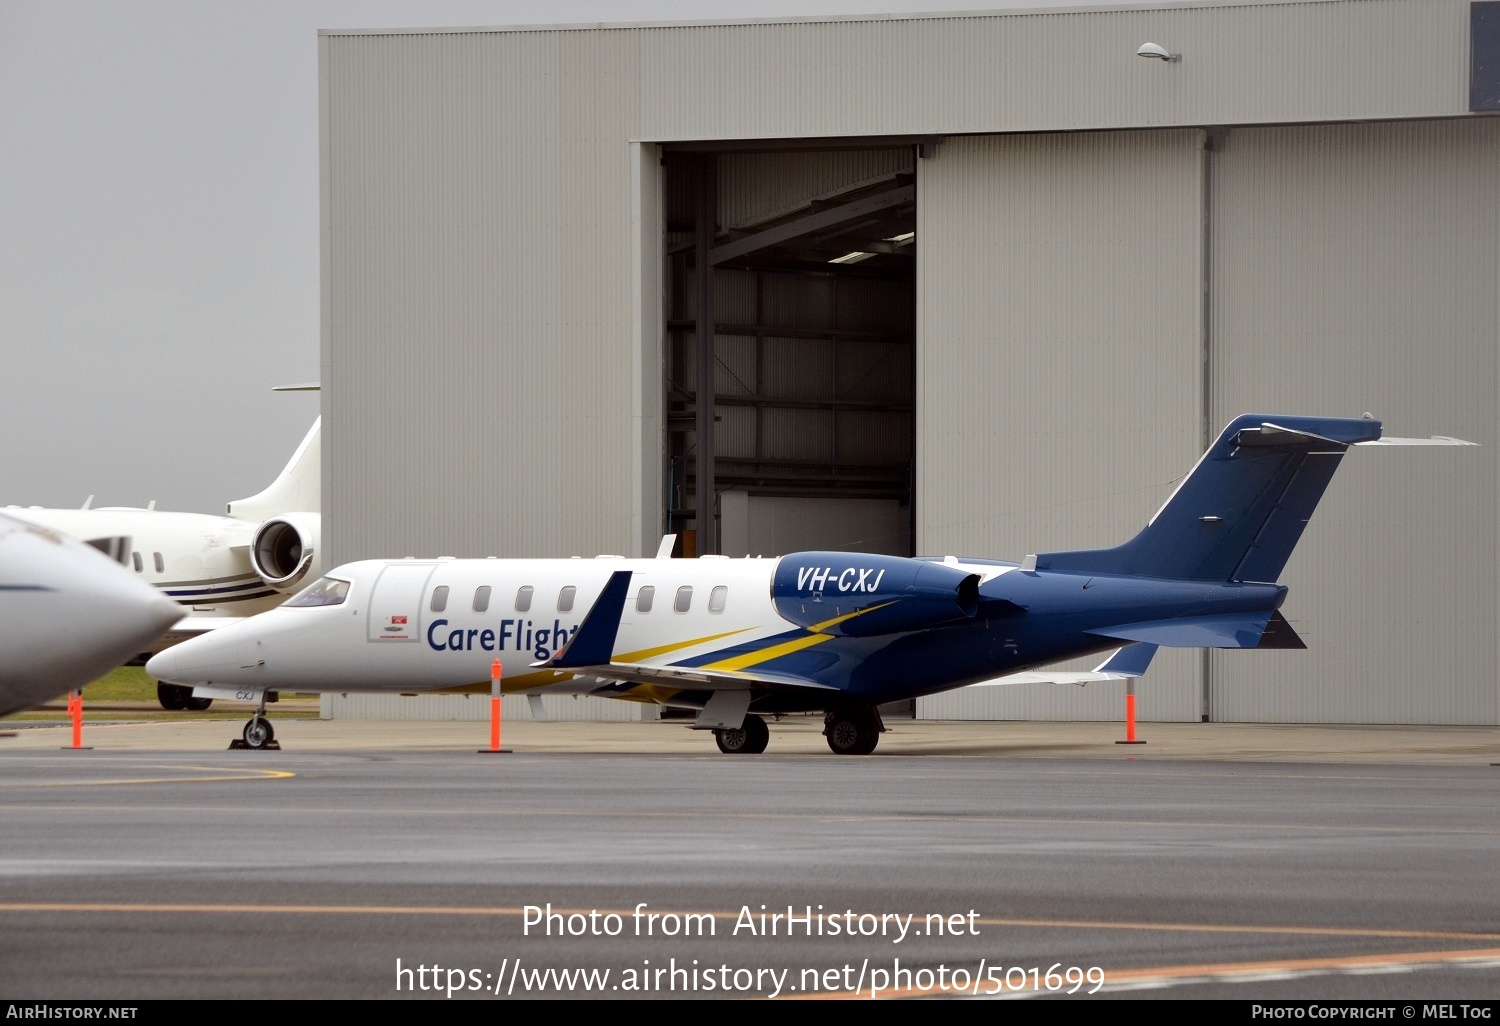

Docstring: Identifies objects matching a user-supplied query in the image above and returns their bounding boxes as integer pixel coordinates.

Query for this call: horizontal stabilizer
[1357,435,1477,446]
[1089,612,1272,649]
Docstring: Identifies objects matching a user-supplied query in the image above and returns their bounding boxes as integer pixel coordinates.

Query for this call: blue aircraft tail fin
[1036,415,1382,583]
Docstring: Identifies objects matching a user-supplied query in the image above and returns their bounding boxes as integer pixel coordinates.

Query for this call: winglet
[1094,642,1158,677]
[540,570,633,669]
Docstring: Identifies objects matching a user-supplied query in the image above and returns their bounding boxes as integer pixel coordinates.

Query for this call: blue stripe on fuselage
[656,571,1284,704]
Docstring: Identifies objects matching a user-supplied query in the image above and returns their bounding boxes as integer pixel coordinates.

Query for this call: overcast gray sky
[1,0,1102,515]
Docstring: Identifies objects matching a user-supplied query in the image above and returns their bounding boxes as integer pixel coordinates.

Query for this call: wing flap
[554,660,840,693]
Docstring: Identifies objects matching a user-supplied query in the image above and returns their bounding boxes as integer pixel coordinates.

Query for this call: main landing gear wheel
[824,707,883,755]
[714,714,770,754]
[157,682,213,711]
[242,716,276,750]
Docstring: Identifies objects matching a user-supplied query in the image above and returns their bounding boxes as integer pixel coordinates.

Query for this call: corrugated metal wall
[1206,120,1499,724]
[320,29,659,566]
[636,0,1469,141]
[916,130,1206,722]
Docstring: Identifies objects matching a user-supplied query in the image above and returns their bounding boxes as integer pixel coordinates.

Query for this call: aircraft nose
[85,573,184,657]
[146,624,251,685]
[142,593,187,637]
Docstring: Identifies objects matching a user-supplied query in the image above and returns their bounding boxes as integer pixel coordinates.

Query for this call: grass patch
[0,666,321,723]
[81,666,158,702]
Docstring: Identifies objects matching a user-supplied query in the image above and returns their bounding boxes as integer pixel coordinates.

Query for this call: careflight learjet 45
[147,414,1474,754]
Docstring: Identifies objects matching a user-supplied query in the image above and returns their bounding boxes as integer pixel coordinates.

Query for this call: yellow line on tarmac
[1100,945,1500,983]
[0,766,295,787]
[801,945,1500,999]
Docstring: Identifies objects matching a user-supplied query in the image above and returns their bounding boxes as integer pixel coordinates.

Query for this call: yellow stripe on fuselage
[701,601,894,672]
[614,627,754,664]
[702,631,834,671]
[444,603,895,692]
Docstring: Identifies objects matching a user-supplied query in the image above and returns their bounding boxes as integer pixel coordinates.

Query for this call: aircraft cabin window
[709,586,727,613]
[285,576,350,607]
[516,585,534,612]
[430,585,449,613]
[132,551,142,573]
[153,552,164,573]
[636,585,655,613]
[558,585,576,612]
[675,586,692,612]
[473,585,491,613]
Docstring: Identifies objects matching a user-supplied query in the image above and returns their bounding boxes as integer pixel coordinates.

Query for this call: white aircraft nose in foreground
[0,512,185,717]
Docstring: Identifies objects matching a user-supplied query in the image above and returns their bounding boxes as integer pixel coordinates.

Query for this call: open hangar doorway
[660,143,920,561]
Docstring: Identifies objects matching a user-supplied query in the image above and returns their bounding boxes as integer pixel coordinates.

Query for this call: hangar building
[317,0,1497,725]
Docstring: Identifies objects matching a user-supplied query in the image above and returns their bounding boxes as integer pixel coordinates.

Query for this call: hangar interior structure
[318,0,1498,726]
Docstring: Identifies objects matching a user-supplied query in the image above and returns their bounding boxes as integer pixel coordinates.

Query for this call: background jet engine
[249,512,321,593]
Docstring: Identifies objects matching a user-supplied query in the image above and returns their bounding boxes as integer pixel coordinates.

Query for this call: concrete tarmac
[5,708,1500,1001]
[3,707,1499,764]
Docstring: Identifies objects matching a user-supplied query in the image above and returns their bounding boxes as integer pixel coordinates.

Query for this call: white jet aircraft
[6,415,322,710]
[147,414,1474,754]
[0,512,185,718]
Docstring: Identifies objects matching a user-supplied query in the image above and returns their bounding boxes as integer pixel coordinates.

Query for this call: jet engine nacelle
[772,552,980,637]
[249,512,322,593]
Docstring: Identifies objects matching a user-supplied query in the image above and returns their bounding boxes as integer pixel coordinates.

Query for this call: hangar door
[660,146,918,559]
[913,130,1208,723]
[1206,120,1497,725]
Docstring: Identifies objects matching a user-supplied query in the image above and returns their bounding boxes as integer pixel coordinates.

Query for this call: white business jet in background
[5,393,322,710]
[0,512,184,718]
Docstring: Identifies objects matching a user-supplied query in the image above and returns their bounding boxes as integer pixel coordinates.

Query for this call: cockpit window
[285,576,351,607]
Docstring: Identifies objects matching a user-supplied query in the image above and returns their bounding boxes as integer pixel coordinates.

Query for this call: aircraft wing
[967,642,1160,686]
[563,660,840,693]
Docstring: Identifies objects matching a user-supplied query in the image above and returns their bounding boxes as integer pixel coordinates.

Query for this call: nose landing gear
[229,692,281,750]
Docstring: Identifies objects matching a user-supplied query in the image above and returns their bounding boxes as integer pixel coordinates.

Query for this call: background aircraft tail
[1035,414,1382,583]
[226,417,321,521]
